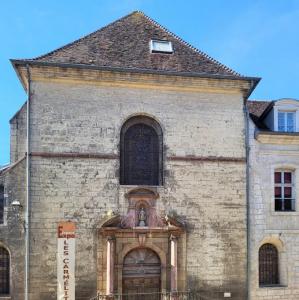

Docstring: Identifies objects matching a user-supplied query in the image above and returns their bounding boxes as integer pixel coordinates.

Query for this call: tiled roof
[247,100,273,129]
[24,11,243,77]
[247,100,272,117]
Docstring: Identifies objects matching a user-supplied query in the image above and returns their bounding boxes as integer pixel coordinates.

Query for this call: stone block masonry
[20,77,248,300]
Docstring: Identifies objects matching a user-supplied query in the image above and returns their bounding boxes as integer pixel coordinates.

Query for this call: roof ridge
[138,11,241,77]
[33,11,140,61]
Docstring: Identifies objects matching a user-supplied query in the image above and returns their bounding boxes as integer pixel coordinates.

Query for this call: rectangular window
[0,186,4,224]
[277,111,296,132]
[150,40,173,53]
[274,171,295,211]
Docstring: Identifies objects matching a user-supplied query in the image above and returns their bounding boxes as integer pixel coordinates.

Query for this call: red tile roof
[247,100,273,129]
[22,11,243,77]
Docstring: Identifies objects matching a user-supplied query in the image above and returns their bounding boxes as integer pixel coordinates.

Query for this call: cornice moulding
[255,131,299,145]
[12,61,256,96]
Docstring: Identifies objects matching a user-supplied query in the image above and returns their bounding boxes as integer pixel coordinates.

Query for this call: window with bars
[120,116,163,186]
[277,111,296,132]
[0,246,9,294]
[274,170,295,211]
[0,186,4,225]
[259,243,279,286]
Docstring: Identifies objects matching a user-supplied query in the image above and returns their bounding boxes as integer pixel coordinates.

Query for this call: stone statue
[138,207,146,227]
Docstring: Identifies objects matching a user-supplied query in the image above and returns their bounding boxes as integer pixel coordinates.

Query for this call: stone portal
[98,188,186,296]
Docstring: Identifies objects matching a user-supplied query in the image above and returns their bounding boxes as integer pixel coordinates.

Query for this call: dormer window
[150,40,173,54]
[278,111,296,132]
[263,99,299,133]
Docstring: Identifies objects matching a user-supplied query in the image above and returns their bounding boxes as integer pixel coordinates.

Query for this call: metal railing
[90,291,204,300]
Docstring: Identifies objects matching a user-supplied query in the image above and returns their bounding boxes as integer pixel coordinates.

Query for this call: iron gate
[90,291,204,300]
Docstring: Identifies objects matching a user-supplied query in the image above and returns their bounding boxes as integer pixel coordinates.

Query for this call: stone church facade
[0,10,297,300]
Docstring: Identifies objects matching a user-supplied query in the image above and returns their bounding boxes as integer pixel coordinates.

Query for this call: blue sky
[1,0,299,165]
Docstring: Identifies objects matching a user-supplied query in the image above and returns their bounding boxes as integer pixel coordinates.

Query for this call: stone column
[170,235,178,293]
[106,236,115,296]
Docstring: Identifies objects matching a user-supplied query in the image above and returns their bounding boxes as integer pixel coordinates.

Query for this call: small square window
[150,40,173,53]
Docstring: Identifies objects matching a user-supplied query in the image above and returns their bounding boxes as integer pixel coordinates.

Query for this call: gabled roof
[14,11,247,78]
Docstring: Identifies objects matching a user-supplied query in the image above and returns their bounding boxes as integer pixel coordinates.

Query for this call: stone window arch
[120,116,163,186]
[259,243,279,286]
[0,245,10,294]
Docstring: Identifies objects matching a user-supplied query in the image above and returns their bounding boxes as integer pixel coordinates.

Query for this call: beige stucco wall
[249,119,299,300]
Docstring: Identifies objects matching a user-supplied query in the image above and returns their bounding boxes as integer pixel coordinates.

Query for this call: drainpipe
[25,64,31,300]
[244,101,251,300]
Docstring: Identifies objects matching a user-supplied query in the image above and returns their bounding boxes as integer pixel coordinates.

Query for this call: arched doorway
[0,246,10,294]
[123,248,161,298]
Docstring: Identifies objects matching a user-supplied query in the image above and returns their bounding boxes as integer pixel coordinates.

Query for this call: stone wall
[248,119,299,300]
[24,77,247,300]
[10,103,27,163]
[0,160,26,300]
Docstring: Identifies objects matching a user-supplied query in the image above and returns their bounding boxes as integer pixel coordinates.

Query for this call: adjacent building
[248,99,299,300]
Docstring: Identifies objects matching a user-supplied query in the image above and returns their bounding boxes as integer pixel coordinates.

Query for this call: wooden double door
[122,248,161,300]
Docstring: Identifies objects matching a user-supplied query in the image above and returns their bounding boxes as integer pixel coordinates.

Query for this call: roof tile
[247,100,272,129]
[29,11,242,77]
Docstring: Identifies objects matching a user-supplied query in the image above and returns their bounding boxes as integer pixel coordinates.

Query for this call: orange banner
[57,222,75,238]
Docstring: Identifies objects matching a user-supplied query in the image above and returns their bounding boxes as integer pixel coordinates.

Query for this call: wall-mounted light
[11,200,22,209]
[11,200,23,219]
[11,200,24,227]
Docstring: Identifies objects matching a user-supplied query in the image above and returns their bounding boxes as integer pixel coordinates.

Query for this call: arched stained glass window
[0,246,9,294]
[120,116,163,186]
[259,243,279,286]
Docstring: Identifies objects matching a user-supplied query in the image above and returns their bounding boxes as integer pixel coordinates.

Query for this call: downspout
[25,64,31,300]
[244,99,251,300]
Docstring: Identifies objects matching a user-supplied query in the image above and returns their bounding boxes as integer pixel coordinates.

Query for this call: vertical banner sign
[57,222,75,300]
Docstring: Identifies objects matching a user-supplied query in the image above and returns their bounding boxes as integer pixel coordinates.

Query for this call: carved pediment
[164,214,186,228]
[125,187,159,205]
[100,214,122,228]
[99,213,185,231]
[99,188,185,231]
